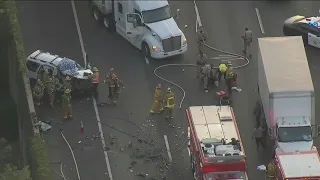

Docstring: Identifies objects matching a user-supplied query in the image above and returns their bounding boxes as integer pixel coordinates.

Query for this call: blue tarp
[58,58,79,76]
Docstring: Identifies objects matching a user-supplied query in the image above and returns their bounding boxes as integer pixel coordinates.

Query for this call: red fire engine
[273,150,320,180]
[186,105,248,180]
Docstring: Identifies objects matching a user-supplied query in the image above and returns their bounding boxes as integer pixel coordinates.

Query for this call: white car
[283,15,320,48]
[26,50,93,91]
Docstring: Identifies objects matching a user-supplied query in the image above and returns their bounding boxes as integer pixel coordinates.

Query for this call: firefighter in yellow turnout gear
[63,76,72,91]
[33,79,45,106]
[225,61,234,95]
[266,159,276,180]
[165,88,175,119]
[62,89,72,120]
[149,84,164,115]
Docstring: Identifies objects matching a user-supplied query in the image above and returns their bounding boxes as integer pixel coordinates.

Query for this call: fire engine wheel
[190,155,197,179]
[92,7,100,22]
[103,15,115,32]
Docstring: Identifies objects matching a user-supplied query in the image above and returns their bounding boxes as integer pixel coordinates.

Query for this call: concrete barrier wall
[0,0,45,178]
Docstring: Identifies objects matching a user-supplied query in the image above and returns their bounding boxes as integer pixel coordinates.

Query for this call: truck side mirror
[317,125,320,136]
[174,9,180,19]
[133,19,138,28]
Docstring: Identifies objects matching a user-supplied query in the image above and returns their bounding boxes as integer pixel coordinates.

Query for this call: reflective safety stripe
[166,97,174,108]
[92,72,100,83]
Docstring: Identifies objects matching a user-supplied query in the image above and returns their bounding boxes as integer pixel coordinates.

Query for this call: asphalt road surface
[17,1,320,180]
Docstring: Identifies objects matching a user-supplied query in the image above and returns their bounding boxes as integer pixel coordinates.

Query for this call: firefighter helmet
[65,89,71,94]
[92,67,98,72]
[167,87,171,92]
[227,61,232,67]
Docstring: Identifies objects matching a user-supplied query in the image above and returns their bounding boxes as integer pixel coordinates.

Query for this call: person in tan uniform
[201,62,211,93]
[241,27,252,57]
[196,27,207,55]
[196,51,207,78]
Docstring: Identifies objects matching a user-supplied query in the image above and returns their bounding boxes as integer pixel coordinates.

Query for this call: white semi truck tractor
[89,0,187,59]
[257,36,319,153]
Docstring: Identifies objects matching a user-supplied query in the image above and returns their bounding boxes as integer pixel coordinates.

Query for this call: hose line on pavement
[153,43,250,109]
[153,0,250,109]
[61,131,81,180]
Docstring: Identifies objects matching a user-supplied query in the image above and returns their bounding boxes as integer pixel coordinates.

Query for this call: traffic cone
[80,121,84,133]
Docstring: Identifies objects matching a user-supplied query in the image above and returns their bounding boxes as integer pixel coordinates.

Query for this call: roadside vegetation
[0,0,51,179]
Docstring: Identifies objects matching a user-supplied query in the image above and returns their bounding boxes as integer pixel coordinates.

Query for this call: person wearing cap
[196,27,207,55]
[201,62,211,93]
[63,76,72,92]
[149,84,164,115]
[241,27,252,57]
[62,88,72,120]
[33,78,45,106]
[89,67,100,99]
[165,87,175,119]
[196,51,207,78]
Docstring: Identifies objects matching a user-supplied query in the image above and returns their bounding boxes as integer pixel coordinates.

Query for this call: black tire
[102,14,116,32]
[142,42,151,60]
[92,6,102,23]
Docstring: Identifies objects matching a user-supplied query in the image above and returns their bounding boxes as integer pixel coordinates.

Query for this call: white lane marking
[71,1,113,179]
[163,135,173,163]
[93,99,113,180]
[194,0,202,33]
[255,8,265,34]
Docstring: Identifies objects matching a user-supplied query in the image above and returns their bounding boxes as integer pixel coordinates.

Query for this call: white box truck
[89,0,187,59]
[257,36,318,153]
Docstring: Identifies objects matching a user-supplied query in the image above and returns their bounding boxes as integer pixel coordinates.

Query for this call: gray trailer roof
[258,36,314,93]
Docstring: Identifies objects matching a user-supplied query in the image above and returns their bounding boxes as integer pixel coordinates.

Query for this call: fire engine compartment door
[204,171,247,180]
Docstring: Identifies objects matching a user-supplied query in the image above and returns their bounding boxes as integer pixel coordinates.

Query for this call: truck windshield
[142,5,171,24]
[278,126,312,142]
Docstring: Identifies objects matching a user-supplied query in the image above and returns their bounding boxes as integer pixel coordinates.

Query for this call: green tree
[0,138,31,180]
[0,164,31,180]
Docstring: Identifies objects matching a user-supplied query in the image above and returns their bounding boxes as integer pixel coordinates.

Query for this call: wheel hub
[103,18,109,28]
[93,10,99,20]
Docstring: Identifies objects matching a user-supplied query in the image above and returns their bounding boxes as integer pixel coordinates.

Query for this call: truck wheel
[92,7,101,22]
[190,155,197,179]
[103,15,115,32]
[142,42,152,61]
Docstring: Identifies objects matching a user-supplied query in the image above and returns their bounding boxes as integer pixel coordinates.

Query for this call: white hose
[153,1,250,109]
[61,131,81,180]
[60,162,67,180]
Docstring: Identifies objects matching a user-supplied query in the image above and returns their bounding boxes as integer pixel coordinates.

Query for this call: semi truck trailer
[257,36,318,153]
